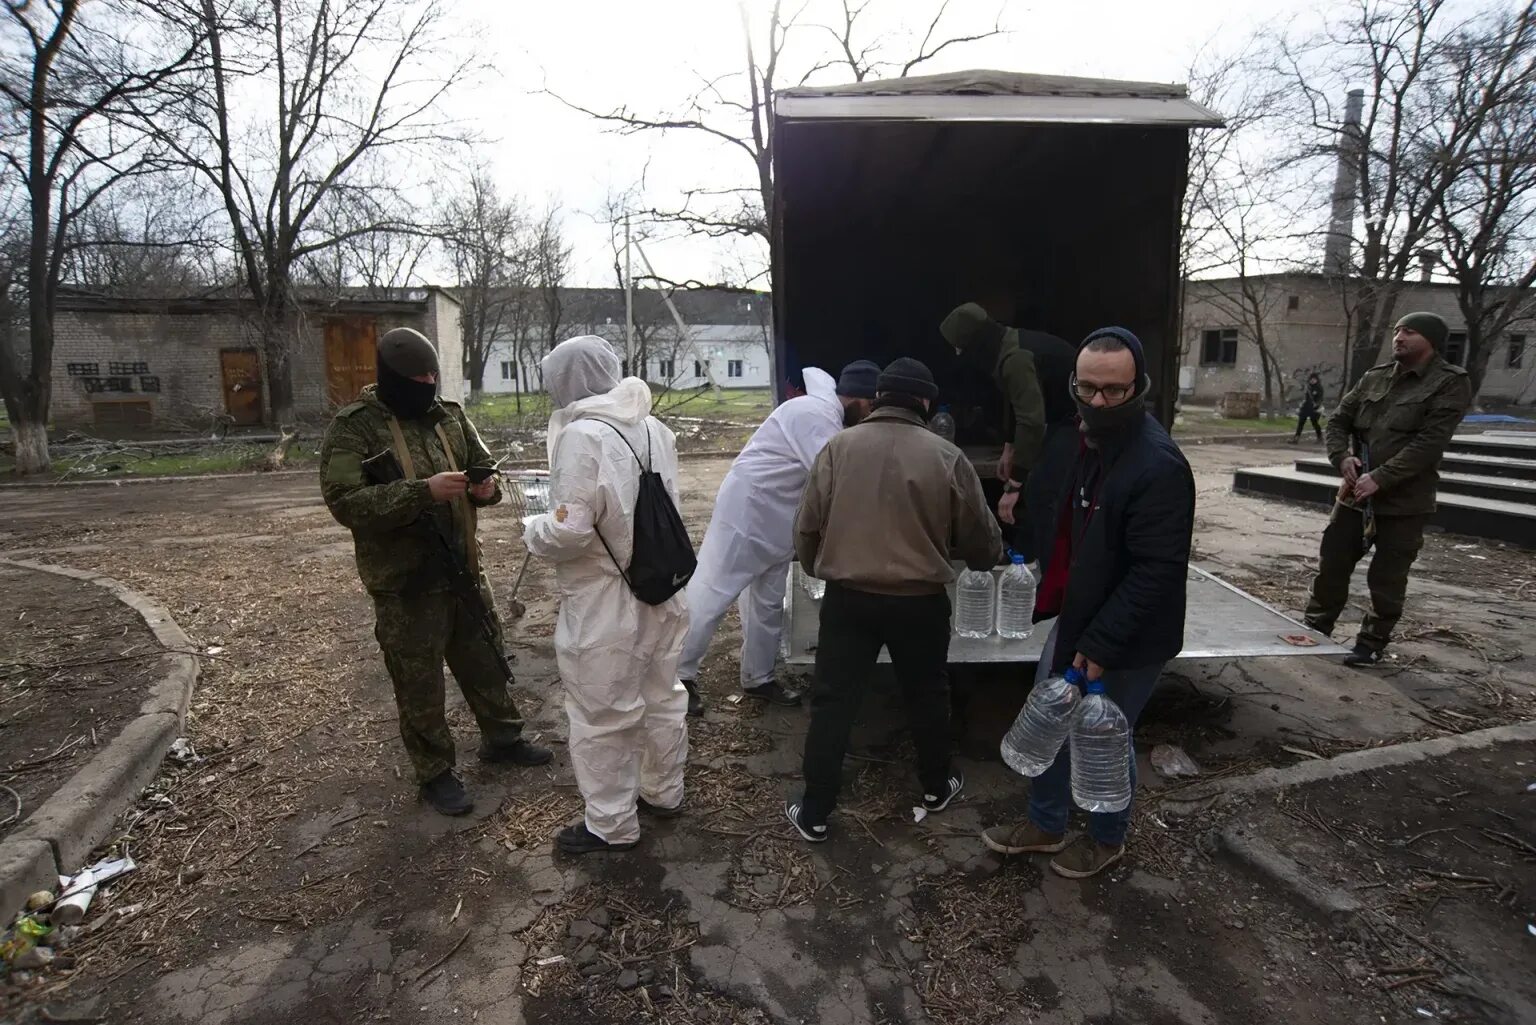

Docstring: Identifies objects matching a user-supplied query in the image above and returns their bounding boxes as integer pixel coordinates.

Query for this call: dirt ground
[0,563,165,843]
[0,438,1530,1024]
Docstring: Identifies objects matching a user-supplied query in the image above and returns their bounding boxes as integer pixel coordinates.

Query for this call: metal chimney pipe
[1323,88,1366,276]
[1418,250,1437,282]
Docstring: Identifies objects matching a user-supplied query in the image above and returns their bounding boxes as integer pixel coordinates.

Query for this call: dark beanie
[1081,326,1148,392]
[1394,312,1449,351]
[378,327,440,376]
[876,357,939,400]
[939,303,998,351]
[836,359,881,398]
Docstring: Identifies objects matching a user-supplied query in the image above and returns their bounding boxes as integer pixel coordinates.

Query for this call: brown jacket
[795,404,1003,596]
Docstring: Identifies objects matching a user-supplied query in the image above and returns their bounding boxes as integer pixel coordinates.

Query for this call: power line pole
[623,214,634,376]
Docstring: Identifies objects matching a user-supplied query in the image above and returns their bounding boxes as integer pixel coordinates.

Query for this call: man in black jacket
[981,327,1195,879]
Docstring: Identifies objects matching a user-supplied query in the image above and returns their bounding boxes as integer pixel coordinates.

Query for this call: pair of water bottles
[954,553,1035,640]
[1001,666,1133,813]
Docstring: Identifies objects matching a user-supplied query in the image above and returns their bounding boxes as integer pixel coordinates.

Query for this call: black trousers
[800,583,952,823]
[1294,408,1322,440]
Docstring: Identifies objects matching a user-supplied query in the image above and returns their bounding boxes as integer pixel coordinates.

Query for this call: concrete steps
[1234,433,1536,548]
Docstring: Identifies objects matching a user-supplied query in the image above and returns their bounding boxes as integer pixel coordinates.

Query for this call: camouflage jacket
[1325,355,1471,517]
[320,386,502,596]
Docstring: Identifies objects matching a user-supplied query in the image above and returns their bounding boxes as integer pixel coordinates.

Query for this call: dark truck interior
[772,118,1190,456]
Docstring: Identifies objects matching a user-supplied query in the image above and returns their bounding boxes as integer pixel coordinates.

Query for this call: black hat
[1394,312,1449,350]
[1080,326,1150,395]
[836,360,881,398]
[378,327,440,376]
[876,357,939,400]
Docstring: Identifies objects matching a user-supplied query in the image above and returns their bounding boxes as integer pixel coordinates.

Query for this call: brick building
[1181,273,1536,409]
[49,288,463,430]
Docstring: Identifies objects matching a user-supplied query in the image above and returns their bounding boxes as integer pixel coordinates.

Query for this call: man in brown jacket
[786,358,1003,842]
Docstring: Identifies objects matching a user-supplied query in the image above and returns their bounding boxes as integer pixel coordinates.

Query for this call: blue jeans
[1026,625,1163,847]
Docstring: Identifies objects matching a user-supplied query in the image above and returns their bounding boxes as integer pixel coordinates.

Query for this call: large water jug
[1069,680,1133,813]
[996,553,1036,639]
[930,405,956,443]
[797,563,825,601]
[954,568,995,639]
[1000,666,1083,776]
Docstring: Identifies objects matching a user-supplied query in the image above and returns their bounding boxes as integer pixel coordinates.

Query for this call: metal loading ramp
[780,564,1348,665]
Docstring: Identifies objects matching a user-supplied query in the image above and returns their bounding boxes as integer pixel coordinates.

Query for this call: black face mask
[376,359,437,419]
[1075,390,1146,441]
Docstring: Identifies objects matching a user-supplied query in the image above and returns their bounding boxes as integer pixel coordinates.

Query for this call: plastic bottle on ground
[953,567,995,639]
[1000,666,1083,776]
[996,552,1036,639]
[1069,679,1133,813]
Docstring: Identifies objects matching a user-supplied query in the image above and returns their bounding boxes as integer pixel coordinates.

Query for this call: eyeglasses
[1071,374,1134,403]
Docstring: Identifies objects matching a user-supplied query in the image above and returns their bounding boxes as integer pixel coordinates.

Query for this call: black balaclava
[1075,327,1151,442]
[940,302,1006,370]
[376,327,440,419]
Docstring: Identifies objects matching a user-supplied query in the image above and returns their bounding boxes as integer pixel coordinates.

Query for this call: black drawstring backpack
[590,418,696,605]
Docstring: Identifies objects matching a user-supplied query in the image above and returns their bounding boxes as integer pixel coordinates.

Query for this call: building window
[1200,328,1238,366]
[657,359,675,379]
[500,361,516,380]
[1287,295,1300,311]
[1508,335,1526,370]
[1445,333,1467,367]
[693,359,707,377]
[727,359,744,378]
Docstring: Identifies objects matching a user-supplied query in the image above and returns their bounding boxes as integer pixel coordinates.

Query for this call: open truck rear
[767,70,1345,665]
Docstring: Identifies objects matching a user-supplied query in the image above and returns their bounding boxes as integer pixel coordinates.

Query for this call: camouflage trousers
[1304,504,1428,652]
[372,585,524,782]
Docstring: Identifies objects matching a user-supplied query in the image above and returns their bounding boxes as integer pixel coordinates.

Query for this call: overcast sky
[464,0,1325,288]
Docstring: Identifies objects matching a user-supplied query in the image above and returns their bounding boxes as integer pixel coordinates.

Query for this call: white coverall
[523,336,689,844]
[676,367,843,688]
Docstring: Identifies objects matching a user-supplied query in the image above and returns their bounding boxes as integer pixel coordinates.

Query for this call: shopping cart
[502,470,551,617]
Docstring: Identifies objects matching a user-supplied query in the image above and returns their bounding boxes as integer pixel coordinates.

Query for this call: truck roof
[775,69,1224,126]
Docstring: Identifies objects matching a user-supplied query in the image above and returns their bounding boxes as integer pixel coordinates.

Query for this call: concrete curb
[1201,720,1536,930]
[0,559,198,919]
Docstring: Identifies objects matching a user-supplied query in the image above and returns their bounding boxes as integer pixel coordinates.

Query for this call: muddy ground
[0,563,166,843]
[0,438,1530,1024]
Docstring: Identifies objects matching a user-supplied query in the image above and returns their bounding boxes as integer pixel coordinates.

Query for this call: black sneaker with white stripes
[784,800,828,843]
[921,769,965,813]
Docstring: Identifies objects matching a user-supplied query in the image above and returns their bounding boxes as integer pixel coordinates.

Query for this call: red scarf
[1035,439,1100,617]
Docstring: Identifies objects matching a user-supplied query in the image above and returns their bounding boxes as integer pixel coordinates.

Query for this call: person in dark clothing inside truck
[980,327,1195,880]
[941,303,1077,564]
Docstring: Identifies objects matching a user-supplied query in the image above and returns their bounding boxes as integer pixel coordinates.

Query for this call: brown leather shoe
[1049,835,1124,879]
[981,820,1068,855]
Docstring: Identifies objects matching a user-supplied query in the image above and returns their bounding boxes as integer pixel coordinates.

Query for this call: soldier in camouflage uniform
[1304,312,1472,667]
[320,327,551,815]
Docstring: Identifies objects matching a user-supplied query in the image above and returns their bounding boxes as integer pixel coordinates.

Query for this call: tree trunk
[1465,324,1491,411]
[10,416,50,476]
[1348,296,1383,388]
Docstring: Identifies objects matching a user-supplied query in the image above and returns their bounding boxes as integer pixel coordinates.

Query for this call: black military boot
[478,737,553,766]
[681,679,704,718]
[421,770,473,816]
[1343,643,1385,668]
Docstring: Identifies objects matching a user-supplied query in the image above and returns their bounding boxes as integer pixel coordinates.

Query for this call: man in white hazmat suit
[677,361,880,716]
[523,336,690,855]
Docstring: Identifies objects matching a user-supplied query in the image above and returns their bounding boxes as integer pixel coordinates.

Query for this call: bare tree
[443,171,529,401]
[553,0,1004,288]
[1273,0,1536,387]
[62,186,215,296]
[140,0,477,427]
[1432,8,1536,404]
[0,0,204,474]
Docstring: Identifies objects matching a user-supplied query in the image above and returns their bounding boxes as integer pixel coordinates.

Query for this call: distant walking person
[1290,372,1325,444]
[1304,313,1471,667]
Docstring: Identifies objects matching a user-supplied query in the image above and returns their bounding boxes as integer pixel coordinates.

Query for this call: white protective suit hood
[541,335,653,463]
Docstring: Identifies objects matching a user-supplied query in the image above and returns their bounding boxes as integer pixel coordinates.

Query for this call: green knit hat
[939,303,995,351]
[1394,312,1449,351]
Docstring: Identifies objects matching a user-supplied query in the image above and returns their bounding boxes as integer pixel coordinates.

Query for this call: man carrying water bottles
[786,358,1002,842]
[981,328,1194,879]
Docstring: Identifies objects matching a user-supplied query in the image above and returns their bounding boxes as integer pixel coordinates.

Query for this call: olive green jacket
[953,329,1046,482]
[320,386,501,595]
[1325,356,1471,517]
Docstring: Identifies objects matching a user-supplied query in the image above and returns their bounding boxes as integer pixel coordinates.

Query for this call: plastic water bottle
[954,568,995,639]
[1000,666,1083,776]
[996,552,1036,639]
[797,563,825,601]
[1069,680,1133,813]
[930,405,956,443]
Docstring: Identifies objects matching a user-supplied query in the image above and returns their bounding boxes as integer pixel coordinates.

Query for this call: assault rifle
[362,450,513,682]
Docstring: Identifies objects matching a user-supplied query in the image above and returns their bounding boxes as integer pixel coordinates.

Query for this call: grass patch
[1174,410,1300,436]
[1,442,321,480]
[468,387,776,428]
